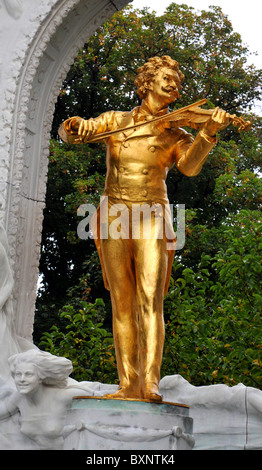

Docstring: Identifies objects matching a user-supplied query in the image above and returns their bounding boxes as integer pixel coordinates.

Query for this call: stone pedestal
[63,397,194,450]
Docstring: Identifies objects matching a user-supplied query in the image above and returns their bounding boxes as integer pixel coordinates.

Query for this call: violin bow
[76,99,208,143]
[75,98,251,143]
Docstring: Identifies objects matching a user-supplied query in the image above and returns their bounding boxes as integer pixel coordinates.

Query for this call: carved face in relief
[14,363,42,395]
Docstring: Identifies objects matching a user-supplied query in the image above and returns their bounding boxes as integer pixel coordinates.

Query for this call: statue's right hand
[77,118,97,142]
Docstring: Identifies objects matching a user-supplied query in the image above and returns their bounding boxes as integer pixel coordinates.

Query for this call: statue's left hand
[204,107,231,137]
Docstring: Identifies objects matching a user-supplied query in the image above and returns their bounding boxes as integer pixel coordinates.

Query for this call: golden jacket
[60,102,217,202]
[60,103,217,293]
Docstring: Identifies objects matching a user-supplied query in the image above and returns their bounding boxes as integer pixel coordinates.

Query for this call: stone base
[63,396,195,450]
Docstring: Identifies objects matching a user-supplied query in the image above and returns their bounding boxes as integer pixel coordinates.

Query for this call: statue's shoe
[102,388,140,400]
[102,385,163,402]
[143,391,163,402]
[142,383,163,402]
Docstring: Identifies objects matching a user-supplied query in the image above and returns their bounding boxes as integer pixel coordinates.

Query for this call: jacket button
[142,169,148,175]
[142,190,147,197]
[149,145,156,152]
[119,167,125,173]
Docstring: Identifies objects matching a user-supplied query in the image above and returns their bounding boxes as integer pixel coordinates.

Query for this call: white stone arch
[0,0,130,342]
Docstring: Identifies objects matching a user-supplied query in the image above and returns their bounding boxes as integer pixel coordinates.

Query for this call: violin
[164,99,252,133]
[88,99,252,143]
[59,99,252,144]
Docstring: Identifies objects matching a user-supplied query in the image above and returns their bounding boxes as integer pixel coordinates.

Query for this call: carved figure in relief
[0,221,38,379]
[59,56,250,402]
[0,223,20,378]
[0,349,93,449]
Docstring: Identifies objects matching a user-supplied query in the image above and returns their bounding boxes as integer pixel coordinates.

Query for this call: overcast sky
[130,0,262,70]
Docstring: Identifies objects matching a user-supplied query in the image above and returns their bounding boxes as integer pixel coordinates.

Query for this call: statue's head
[135,55,184,101]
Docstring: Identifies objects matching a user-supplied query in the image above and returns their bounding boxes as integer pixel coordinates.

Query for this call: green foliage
[39,299,117,383]
[163,210,262,388]
[52,2,262,137]
[36,4,262,388]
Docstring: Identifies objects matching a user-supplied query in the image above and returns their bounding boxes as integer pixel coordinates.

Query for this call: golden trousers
[97,198,174,395]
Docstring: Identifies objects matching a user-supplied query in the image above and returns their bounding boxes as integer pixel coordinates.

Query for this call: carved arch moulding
[0,0,130,342]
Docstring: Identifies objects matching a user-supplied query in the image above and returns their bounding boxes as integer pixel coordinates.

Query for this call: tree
[163,209,262,388]
[35,4,262,387]
[39,299,117,384]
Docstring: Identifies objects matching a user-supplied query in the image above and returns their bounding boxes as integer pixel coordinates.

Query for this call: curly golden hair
[135,56,185,100]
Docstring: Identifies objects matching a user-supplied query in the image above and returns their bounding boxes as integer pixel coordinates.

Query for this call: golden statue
[59,56,251,402]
